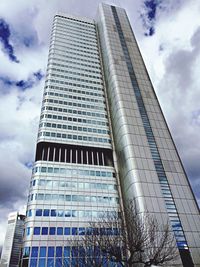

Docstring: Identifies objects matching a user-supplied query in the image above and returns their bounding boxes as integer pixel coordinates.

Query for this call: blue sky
[0,0,200,250]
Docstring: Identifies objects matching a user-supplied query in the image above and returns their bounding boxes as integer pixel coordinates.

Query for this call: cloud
[140,0,188,37]
[140,0,163,36]
[0,69,44,92]
[164,27,200,91]
[0,18,19,62]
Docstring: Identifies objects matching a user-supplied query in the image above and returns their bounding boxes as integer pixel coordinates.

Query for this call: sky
[0,0,200,251]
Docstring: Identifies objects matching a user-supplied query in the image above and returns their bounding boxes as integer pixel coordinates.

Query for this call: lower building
[0,212,25,267]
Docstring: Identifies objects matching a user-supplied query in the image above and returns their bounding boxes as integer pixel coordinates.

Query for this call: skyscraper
[0,212,25,267]
[21,3,200,267]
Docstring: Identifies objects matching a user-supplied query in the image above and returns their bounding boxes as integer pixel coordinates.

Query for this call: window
[64,228,70,235]
[43,209,50,216]
[26,227,30,236]
[38,259,45,267]
[40,247,46,257]
[79,228,85,235]
[47,259,54,267]
[65,210,71,217]
[57,210,64,217]
[56,247,62,257]
[30,259,37,267]
[36,209,42,216]
[57,227,63,235]
[48,247,54,257]
[49,227,56,235]
[42,227,48,235]
[23,247,30,258]
[51,210,56,217]
[28,209,32,217]
[31,247,38,257]
[37,194,44,200]
[72,227,78,235]
[64,246,70,257]
[34,227,40,235]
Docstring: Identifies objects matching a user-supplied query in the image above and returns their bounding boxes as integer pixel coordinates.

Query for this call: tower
[0,212,25,267]
[20,4,200,267]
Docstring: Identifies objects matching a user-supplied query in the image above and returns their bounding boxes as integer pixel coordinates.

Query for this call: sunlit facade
[20,4,200,267]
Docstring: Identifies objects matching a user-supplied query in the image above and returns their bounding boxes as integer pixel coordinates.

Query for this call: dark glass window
[36,209,42,216]
[31,247,38,257]
[79,228,85,235]
[40,247,46,257]
[33,227,40,235]
[48,247,54,257]
[49,227,56,235]
[64,227,70,235]
[38,258,45,267]
[43,209,50,216]
[57,227,63,235]
[56,247,62,257]
[51,210,56,216]
[42,227,48,235]
[72,227,78,235]
[64,247,70,257]
[47,258,54,267]
[30,258,37,267]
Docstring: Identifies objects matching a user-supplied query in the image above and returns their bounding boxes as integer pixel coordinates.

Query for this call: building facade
[0,212,25,267]
[20,3,200,267]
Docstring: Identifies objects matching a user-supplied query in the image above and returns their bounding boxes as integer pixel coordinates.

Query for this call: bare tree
[74,201,179,267]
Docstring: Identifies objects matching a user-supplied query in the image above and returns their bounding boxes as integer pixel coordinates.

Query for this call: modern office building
[20,3,200,267]
[0,212,25,267]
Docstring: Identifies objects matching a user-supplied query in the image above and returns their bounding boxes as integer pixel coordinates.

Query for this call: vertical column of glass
[111,6,188,251]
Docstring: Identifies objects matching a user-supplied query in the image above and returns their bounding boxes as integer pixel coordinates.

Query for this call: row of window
[40,113,109,126]
[22,246,120,267]
[27,209,117,218]
[53,23,96,36]
[49,73,103,85]
[48,56,101,70]
[32,166,114,177]
[38,131,111,143]
[26,226,119,236]
[112,8,188,250]
[51,36,98,52]
[48,61,101,74]
[48,67,102,80]
[49,51,100,66]
[43,98,104,111]
[50,48,99,65]
[52,31,97,46]
[54,21,96,36]
[42,105,106,119]
[23,245,120,260]
[50,42,98,57]
[50,45,99,59]
[55,15,95,28]
[39,122,109,135]
[28,193,119,204]
[44,90,104,102]
[46,78,102,92]
[31,179,116,191]
[44,92,105,110]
